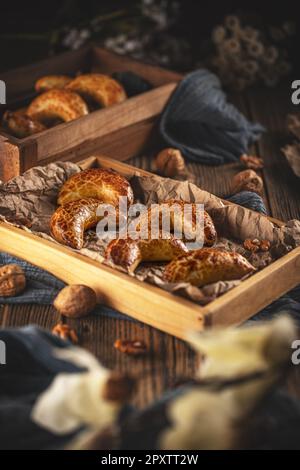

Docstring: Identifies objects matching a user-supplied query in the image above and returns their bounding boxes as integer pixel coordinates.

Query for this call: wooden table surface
[0,84,299,409]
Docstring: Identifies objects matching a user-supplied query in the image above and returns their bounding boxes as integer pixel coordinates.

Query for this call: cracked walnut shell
[0,264,26,297]
[54,284,97,318]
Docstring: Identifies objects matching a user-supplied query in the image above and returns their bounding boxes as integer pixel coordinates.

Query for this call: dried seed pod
[240,154,264,170]
[54,284,97,318]
[0,264,26,297]
[155,148,186,178]
[52,323,79,344]
[231,169,264,195]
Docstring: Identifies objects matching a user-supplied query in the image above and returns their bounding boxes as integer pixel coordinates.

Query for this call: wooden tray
[0,44,181,181]
[0,155,299,340]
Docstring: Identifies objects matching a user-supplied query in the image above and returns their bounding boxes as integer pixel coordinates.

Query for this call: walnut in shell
[155,148,186,178]
[231,169,263,195]
[54,284,97,318]
[0,264,26,297]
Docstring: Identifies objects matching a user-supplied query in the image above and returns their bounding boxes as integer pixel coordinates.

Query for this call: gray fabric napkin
[160,69,265,165]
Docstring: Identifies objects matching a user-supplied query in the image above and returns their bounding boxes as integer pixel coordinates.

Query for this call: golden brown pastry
[163,248,255,286]
[57,168,134,207]
[27,89,89,124]
[137,199,217,246]
[35,75,72,93]
[50,198,102,249]
[105,235,189,273]
[66,73,126,108]
[2,110,46,138]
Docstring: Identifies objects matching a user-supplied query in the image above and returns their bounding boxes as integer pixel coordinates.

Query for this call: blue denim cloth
[160,69,265,165]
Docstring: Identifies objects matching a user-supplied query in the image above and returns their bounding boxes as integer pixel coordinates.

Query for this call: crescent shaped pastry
[2,110,46,138]
[57,168,134,207]
[163,248,255,287]
[50,198,102,250]
[27,89,89,124]
[105,235,189,274]
[137,199,217,246]
[66,73,127,108]
[35,75,72,92]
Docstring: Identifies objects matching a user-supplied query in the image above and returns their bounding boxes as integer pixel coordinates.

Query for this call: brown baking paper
[0,162,299,306]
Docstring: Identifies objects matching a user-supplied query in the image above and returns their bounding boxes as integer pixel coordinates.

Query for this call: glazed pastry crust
[2,110,46,138]
[105,235,188,273]
[66,73,126,107]
[50,198,102,250]
[138,199,217,246]
[35,75,72,92]
[57,168,134,207]
[27,89,89,123]
[163,248,255,286]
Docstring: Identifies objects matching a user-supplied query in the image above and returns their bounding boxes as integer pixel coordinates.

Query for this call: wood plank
[38,117,160,167]
[0,303,60,330]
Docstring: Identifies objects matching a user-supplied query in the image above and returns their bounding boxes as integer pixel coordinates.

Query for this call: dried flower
[223,38,241,55]
[241,26,259,42]
[263,46,279,65]
[212,26,227,45]
[224,15,241,32]
[247,41,264,59]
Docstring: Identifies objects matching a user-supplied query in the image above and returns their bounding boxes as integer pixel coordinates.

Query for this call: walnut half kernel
[0,264,26,297]
[52,323,79,344]
[243,239,271,252]
[114,339,148,356]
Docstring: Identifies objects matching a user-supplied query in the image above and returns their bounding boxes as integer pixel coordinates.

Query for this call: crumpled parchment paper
[0,162,299,306]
